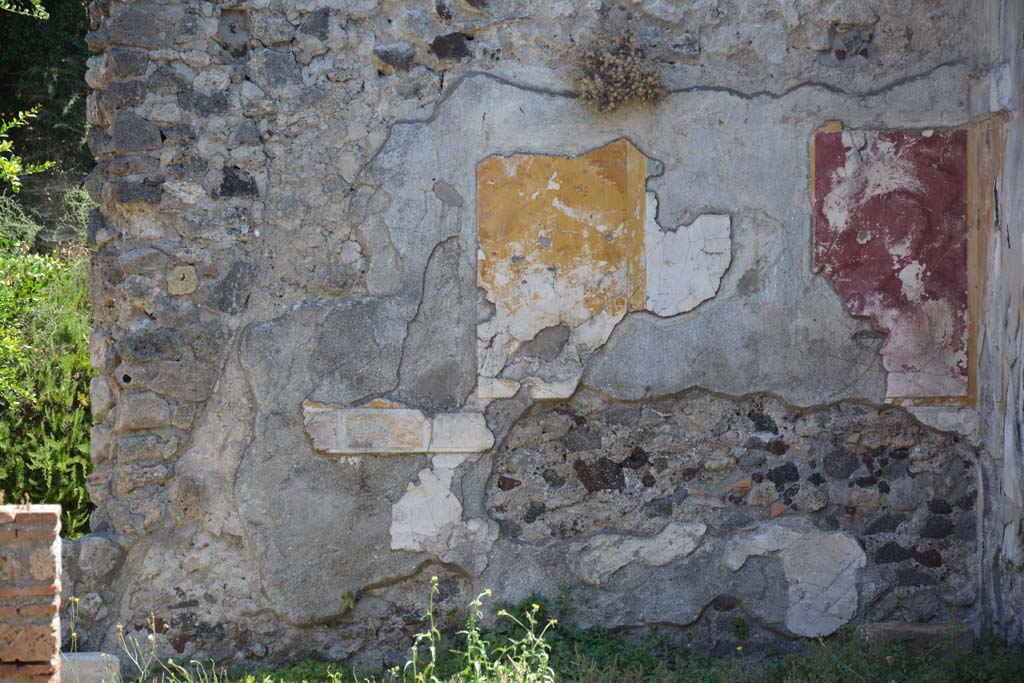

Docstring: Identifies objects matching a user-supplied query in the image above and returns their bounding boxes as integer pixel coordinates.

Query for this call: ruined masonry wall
[67,0,1023,668]
[0,505,62,683]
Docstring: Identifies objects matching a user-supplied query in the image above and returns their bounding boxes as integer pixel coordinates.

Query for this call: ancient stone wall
[67,0,1023,667]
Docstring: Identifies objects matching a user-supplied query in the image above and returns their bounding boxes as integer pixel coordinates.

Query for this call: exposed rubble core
[67,0,1022,667]
[486,391,977,638]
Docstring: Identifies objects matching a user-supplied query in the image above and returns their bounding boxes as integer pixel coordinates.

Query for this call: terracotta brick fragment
[770,502,788,518]
[0,620,60,662]
[0,661,60,675]
[0,662,61,683]
[14,510,60,527]
[0,505,61,674]
[19,599,59,618]
[725,479,752,495]
[0,581,60,598]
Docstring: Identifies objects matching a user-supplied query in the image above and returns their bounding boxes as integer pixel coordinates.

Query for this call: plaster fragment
[571,521,707,585]
[429,413,494,452]
[644,194,731,316]
[476,139,732,404]
[725,519,866,637]
[390,461,495,574]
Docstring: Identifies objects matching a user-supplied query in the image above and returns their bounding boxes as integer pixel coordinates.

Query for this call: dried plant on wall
[570,22,665,113]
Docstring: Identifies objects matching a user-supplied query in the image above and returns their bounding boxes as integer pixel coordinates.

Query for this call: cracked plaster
[725,519,867,637]
[476,139,731,402]
[71,0,1024,664]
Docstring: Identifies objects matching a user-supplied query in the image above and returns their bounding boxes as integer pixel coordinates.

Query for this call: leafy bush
[570,22,666,113]
[0,0,94,537]
[0,0,48,19]
[0,0,92,183]
[0,194,93,536]
[0,106,55,193]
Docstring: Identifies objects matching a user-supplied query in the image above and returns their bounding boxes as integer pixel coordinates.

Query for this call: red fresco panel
[813,127,968,401]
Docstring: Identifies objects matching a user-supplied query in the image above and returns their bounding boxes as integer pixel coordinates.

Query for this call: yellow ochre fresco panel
[475,138,731,402]
[477,138,650,335]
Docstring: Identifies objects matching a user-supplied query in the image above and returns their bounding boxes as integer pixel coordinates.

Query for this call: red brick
[0,662,59,675]
[13,509,60,528]
[0,581,60,599]
[0,671,58,679]
[18,600,59,618]
[0,665,60,683]
[0,509,14,524]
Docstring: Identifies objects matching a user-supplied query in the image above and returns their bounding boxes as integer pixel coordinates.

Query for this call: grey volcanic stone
[298,9,329,41]
[108,48,148,77]
[374,42,415,71]
[110,111,161,152]
[429,33,471,60]
[114,181,162,204]
[106,7,179,48]
[204,260,257,314]
[216,167,257,198]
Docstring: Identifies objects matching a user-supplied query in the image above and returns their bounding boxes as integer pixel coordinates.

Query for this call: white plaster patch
[725,519,866,637]
[429,413,495,453]
[389,458,496,574]
[571,521,707,585]
[906,406,979,442]
[391,467,461,551]
[643,193,732,316]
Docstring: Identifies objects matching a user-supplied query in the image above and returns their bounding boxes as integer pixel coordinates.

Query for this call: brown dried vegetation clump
[570,23,666,113]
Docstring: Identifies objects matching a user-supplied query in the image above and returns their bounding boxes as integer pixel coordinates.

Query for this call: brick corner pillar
[0,505,62,683]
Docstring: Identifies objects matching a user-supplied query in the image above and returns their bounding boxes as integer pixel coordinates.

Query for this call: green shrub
[0,195,93,536]
[0,0,92,181]
[0,106,55,193]
[0,0,97,537]
[1,0,48,19]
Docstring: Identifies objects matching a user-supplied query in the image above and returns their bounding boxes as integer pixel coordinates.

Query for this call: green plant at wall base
[0,106,55,193]
[0,243,63,404]
[0,223,93,536]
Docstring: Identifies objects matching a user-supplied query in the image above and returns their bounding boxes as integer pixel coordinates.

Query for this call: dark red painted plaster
[813,128,968,399]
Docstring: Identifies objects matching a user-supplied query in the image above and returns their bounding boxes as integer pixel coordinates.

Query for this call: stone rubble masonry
[0,505,62,683]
